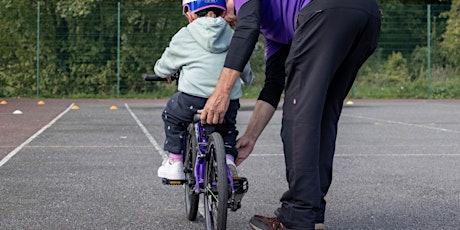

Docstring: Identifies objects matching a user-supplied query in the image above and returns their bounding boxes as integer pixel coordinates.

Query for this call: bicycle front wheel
[204,132,228,230]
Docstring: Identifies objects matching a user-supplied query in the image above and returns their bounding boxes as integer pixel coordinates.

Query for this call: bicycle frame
[191,119,238,196]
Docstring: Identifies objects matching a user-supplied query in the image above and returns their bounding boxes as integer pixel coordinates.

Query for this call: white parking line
[125,103,167,160]
[342,114,460,134]
[0,103,75,168]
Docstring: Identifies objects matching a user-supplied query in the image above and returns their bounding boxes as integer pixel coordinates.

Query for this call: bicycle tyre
[184,124,199,221]
[204,132,228,230]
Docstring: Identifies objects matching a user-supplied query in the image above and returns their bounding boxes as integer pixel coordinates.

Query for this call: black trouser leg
[277,0,381,228]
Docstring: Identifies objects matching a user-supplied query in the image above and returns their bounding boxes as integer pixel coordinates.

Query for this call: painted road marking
[125,103,167,161]
[342,114,460,134]
[0,103,75,167]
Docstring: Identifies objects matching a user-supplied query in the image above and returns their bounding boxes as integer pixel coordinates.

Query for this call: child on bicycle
[154,0,253,180]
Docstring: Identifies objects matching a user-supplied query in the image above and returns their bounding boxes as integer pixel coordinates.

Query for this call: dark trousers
[162,92,240,159]
[277,0,381,228]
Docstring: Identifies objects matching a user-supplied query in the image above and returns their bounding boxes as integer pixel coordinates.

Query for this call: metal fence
[0,2,456,99]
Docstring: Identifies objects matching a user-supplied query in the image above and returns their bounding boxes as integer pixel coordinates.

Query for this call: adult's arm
[200,0,261,124]
[235,100,276,166]
[224,0,260,72]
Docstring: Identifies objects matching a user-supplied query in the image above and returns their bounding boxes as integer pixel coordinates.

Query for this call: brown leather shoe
[274,208,326,230]
[249,215,291,230]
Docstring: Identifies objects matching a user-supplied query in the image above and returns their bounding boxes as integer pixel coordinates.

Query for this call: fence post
[117,1,121,98]
[36,0,40,98]
[427,4,431,99]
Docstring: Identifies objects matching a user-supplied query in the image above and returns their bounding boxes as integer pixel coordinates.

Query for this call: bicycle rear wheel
[184,124,199,221]
[204,132,228,230]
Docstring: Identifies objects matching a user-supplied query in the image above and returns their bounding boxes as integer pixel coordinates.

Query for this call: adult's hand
[199,92,230,124]
[235,135,256,166]
[199,67,241,124]
[234,100,277,166]
[225,0,237,26]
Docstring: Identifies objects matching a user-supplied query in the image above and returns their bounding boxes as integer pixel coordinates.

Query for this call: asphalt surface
[1,99,459,229]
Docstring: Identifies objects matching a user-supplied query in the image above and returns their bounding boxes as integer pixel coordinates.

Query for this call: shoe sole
[251,221,323,230]
[157,171,185,180]
[249,223,263,230]
[249,216,270,230]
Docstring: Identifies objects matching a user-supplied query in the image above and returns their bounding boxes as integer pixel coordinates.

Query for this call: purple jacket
[234,0,310,58]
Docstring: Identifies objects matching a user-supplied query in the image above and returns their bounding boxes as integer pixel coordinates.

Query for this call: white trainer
[226,157,238,177]
[157,158,185,180]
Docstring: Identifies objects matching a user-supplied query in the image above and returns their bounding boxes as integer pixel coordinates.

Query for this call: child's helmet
[182,0,227,16]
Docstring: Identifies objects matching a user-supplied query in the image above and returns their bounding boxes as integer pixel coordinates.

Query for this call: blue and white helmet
[182,0,227,16]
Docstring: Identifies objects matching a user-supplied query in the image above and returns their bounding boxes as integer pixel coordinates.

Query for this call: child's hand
[166,76,172,84]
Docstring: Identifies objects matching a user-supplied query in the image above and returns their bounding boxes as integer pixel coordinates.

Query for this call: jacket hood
[187,17,233,54]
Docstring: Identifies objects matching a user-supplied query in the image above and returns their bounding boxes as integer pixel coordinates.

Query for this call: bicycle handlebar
[144,70,180,81]
[143,74,167,81]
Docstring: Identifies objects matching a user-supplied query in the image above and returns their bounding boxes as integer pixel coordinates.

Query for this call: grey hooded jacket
[154,16,253,99]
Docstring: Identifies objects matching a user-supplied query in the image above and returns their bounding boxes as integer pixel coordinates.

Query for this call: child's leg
[168,152,183,162]
[162,93,189,155]
[158,92,206,180]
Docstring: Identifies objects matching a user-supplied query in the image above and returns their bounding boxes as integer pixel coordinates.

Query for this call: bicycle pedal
[162,178,186,185]
[228,177,249,211]
[232,177,249,193]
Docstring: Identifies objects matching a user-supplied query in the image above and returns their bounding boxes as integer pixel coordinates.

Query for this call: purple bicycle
[145,74,248,230]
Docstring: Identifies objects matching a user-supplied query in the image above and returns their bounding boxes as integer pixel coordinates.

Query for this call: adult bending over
[200,0,382,229]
